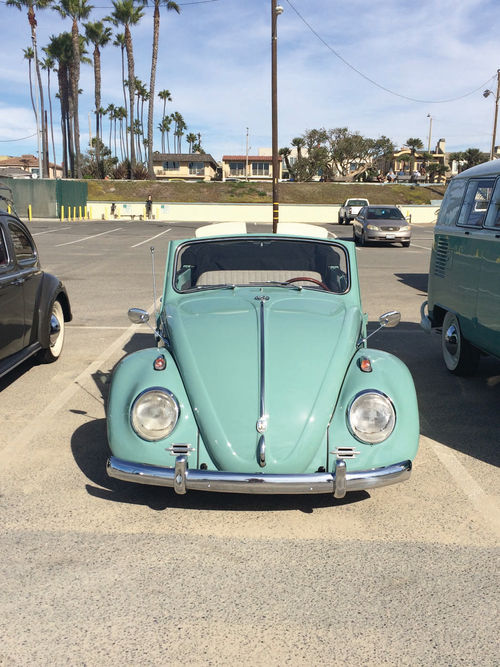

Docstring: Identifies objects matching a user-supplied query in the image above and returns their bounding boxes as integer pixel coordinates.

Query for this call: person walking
[145,195,153,220]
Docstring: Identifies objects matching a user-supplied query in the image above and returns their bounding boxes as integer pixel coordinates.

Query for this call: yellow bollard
[155,206,159,220]
[73,206,76,221]
[61,205,64,221]
[78,206,82,221]
[143,206,146,220]
[28,204,32,221]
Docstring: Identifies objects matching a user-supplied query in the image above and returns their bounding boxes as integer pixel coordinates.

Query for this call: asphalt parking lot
[1,219,499,666]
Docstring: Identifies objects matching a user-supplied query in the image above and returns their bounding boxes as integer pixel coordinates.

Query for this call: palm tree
[105,0,144,178]
[84,20,112,178]
[53,0,93,179]
[8,0,50,177]
[23,47,37,122]
[158,88,172,120]
[41,55,57,175]
[158,115,170,153]
[143,1,180,177]
[113,32,128,154]
[405,137,424,181]
[106,103,116,154]
[171,110,185,152]
[186,132,197,153]
[45,32,74,177]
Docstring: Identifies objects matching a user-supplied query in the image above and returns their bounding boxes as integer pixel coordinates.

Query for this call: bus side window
[484,179,500,228]
[457,179,495,227]
[437,178,467,227]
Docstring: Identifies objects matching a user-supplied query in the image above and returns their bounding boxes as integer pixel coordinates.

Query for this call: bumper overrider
[106,456,412,498]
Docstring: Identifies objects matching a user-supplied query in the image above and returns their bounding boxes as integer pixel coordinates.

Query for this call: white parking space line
[422,435,500,536]
[1,302,155,459]
[131,228,172,248]
[410,243,432,251]
[32,228,65,236]
[55,227,122,247]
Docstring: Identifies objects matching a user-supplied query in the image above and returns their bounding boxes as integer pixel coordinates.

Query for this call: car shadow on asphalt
[70,418,368,513]
[368,320,500,468]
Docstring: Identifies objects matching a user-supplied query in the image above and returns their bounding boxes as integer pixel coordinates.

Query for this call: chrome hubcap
[49,313,61,347]
[444,324,458,356]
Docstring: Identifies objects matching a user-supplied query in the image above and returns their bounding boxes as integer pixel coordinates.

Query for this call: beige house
[0,154,62,179]
[152,152,219,181]
[390,139,448,181]
[221,154,282,181]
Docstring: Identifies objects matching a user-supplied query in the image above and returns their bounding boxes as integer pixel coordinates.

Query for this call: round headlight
[348,390,395,443]
[131,388,179,441]
[366,224,379,231]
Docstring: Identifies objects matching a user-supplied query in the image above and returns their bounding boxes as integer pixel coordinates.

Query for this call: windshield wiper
[248,281,302,290]
[194,284,237,290]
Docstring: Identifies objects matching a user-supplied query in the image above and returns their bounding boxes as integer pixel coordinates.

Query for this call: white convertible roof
[195,222,330,238]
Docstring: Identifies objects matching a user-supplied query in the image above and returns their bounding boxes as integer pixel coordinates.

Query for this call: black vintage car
[0,209,72,379]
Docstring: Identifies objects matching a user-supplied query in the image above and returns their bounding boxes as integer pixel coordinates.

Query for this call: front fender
[329,348,419,471]
[107,347,200,467]
[36,273,72,348]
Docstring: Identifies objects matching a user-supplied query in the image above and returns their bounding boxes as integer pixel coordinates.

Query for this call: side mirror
[128,308,150,324]
[379,311,401,328]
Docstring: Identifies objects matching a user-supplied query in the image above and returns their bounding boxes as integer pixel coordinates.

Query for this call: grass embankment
[87,180,446,205]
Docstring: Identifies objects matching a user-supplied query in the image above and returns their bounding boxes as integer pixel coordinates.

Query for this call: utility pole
[427,114,433,153]
[245,127,249,181]
[271,3,283,233]
[491,69,500,160]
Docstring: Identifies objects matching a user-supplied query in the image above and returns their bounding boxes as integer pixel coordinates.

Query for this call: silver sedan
[352,206,411,247]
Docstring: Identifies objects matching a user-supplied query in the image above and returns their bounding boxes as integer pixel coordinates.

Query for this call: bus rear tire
[441,311,480,376]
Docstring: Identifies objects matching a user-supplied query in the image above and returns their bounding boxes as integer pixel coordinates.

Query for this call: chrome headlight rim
[130,386,180,442]
[346,389,396,444]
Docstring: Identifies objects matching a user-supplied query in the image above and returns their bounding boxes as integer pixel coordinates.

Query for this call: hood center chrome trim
[255,295,269,466]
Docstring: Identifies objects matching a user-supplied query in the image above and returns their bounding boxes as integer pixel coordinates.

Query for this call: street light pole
[491,69,500,160]
[271,3,283,233]
[427,113,432,153]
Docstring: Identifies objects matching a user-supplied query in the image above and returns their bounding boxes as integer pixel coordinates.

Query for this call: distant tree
[8,0,50,177]
[53,0,93,179]
[462,148,489,170]
[84,20,112,177]
[142,0,180,177]
[426,162,449,182]
[41,54,57,174]
[113,32,128,156]
[186,132,197,152]
[81,137,117,178]
[105,0,145,177]
[23,47,37,123]
[405,137,424,181]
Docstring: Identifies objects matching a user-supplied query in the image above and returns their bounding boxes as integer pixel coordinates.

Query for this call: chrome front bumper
[107,456,412,498]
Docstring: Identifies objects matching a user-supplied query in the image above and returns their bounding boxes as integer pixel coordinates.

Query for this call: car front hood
[168,291,362,473]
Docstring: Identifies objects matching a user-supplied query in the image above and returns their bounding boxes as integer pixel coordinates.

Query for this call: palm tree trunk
[47,69,57,176]
[94,45,102,177]
[71,18,82,178]
[125,24,136,177]
[147,0,160,178]
[29,7,48,178]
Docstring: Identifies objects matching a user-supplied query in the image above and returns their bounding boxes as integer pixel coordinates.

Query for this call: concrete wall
[87,201,440,225]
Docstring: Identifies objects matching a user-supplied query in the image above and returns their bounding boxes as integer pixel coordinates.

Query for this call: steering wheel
[285,276,331,291]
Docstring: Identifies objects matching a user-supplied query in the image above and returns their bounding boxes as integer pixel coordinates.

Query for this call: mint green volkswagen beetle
[106,224,419,498]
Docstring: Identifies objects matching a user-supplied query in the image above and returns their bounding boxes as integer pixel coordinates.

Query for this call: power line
[285,0,496,104]
[0,132,37,142]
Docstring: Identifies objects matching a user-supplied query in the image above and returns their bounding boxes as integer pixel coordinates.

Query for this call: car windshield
[366,208,404,220]
[174,237,349,293]
[347,200,368,206]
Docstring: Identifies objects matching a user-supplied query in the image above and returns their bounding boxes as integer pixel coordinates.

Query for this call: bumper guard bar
[107,456,412,498]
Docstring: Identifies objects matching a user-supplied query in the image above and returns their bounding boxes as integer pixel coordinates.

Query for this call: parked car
[353,206,411,247]
[106,223,419,498]
[421,160,500,375]
[338,198,369,224]
[0,210,72,378]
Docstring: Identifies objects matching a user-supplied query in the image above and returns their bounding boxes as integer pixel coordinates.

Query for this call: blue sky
[1,0,499,164]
